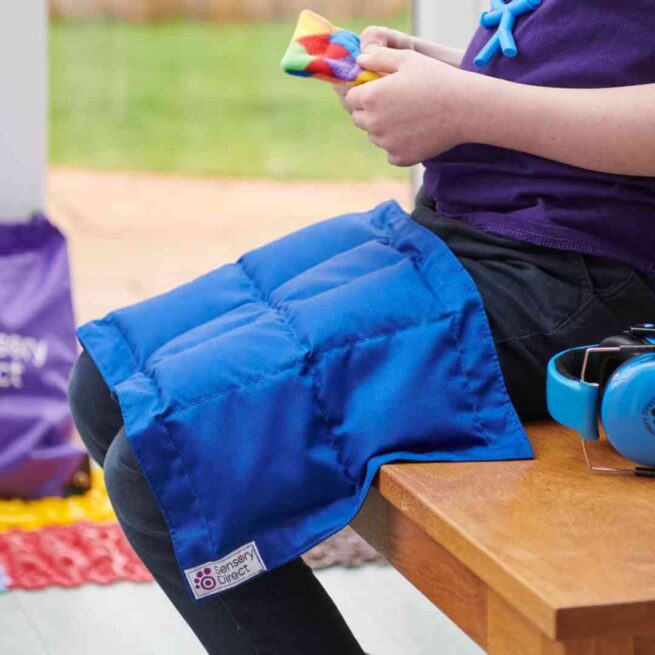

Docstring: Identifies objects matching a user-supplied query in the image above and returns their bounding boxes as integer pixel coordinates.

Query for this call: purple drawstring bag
[0,215,89,499]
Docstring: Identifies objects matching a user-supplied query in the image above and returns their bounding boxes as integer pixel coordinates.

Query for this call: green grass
[49,16,409,181]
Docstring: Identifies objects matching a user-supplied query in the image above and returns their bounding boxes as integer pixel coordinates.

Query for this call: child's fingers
[360,26,388,52]
[344,85,366,113]
[357,47,406,74]
[332,83,356,114]
[351,109,368,131]
[331,83,349,103]
[360,26,412,53]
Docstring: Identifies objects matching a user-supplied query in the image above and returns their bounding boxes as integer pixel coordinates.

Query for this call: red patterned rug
[0,522,151,591]
[0,523,383,592]
[0,468,383,592]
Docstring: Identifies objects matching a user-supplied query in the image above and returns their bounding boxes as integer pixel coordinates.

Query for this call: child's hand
[332,83,351,113]
[332,26,414,113]
[360,26,415,53]
[344,47,470,167]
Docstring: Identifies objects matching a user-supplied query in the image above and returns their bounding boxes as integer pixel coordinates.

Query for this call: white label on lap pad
[185,542,266,599]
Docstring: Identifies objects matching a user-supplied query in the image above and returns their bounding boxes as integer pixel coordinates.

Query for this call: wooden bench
[351,422,655,654]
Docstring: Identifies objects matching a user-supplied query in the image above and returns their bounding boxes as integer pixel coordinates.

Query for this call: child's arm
[347,47,655,177]
[465,78,655,177]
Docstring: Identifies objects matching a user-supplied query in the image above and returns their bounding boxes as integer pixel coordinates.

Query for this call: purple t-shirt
[422,1,655,275]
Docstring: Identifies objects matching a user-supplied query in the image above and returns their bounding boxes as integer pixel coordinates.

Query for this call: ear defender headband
[547,324,655,476]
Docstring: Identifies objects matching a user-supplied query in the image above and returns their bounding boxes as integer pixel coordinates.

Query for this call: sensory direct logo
[186,542,266,599]
[193,567,218,592]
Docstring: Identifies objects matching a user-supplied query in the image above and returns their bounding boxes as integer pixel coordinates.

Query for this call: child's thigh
[413,206,655,420]
[473,254,655,420]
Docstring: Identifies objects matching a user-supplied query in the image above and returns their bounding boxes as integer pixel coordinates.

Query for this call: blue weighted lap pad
[78,200,532,601]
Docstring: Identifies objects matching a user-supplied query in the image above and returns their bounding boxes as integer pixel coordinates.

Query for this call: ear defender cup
[547,327,655,470]
[600,350,655,467]
[596,333,649,391]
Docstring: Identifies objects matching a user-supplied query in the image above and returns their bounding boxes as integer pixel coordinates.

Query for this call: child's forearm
[463,74,655,177]
[410,38,465,68]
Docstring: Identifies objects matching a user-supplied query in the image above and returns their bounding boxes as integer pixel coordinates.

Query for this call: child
[69,5,655,654]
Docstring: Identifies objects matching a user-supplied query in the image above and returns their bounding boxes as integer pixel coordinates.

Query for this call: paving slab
[47,167,411,324]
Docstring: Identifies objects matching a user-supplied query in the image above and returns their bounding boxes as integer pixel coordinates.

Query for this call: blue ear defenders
[547,324,655,473]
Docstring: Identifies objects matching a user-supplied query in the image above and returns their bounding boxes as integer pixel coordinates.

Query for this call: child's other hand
[345,48,469,167]
[360,26,415,53]
[333,26,414,113]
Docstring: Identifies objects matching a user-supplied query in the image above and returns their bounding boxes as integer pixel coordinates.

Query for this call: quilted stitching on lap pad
[77,200,532,601]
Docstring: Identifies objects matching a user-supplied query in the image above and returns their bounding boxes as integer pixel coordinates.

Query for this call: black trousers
[413,191,655,419]
[68,195,655,654]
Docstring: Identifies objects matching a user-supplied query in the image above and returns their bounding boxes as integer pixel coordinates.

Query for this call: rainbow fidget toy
[281,10,380,86]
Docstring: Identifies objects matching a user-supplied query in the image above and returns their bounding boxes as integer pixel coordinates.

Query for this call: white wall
[0,2,47,222]
[413,0,485,49]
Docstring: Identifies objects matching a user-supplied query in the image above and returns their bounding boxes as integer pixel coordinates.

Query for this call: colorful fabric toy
[281,10,380,86]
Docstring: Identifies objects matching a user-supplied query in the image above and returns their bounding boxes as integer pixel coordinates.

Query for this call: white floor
[0,565,482,655]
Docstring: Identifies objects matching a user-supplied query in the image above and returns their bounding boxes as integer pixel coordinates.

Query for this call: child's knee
[68,351,106,427]
[104,430,144,500]
[68,350,122,463]
[104,431,165,532]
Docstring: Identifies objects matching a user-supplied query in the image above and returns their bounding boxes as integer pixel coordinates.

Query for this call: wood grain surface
[352,422,655,651]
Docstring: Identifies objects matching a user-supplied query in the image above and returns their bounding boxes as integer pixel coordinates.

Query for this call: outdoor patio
[47,168,412,324]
